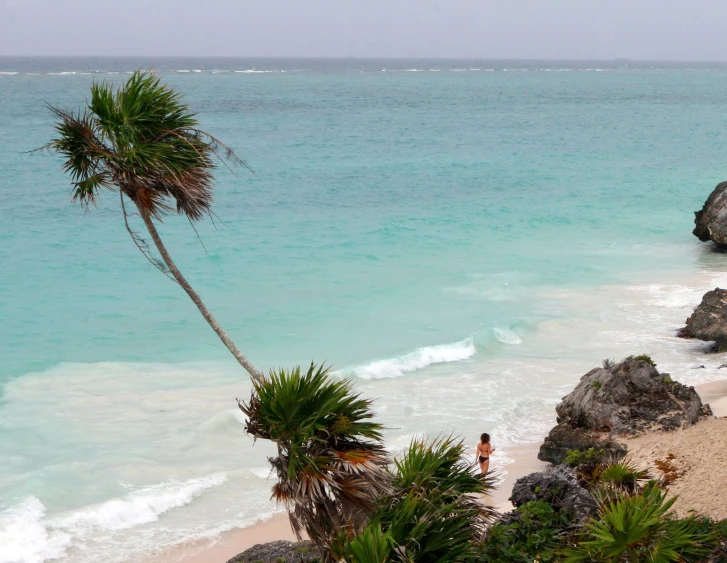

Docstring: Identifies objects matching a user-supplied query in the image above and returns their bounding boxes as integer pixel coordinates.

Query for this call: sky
[1,0,727,60]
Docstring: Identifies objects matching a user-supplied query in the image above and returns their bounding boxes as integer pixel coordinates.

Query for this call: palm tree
[45,70,263,382]
[238,363,392,546]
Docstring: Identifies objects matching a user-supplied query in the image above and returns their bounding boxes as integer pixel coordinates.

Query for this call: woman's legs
[479,460,490,474]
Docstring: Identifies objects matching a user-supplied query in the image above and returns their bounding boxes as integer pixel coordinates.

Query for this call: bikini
[478,445,490,463]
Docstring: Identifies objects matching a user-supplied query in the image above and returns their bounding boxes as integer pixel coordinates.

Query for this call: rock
[538,357,706,464]
[680,289,727,351]
[226,540,321,563]
[694,181,727,245]
[509,465,597,522]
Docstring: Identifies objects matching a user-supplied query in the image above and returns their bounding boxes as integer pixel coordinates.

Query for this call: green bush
[628,354,656,367]
[591,381,602,389]
[479,501,573,562]
[563,448,605,468]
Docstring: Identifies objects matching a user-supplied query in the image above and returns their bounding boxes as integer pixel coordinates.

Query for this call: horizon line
[3,55,727,64]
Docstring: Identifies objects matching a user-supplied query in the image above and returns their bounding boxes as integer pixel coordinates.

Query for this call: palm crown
[48,70,240,220]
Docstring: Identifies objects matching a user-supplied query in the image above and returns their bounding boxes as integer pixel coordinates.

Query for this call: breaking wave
[344,338,476,379]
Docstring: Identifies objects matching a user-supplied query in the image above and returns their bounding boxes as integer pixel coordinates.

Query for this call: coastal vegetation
[239,358,726,562]
[45,71,263,382]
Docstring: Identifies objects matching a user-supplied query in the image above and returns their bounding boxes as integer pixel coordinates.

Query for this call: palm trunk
[135,201,264,384]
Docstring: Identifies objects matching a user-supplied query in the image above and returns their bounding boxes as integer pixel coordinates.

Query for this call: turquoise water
[3,58,727,562]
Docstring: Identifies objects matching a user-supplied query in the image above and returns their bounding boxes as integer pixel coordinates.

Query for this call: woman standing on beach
[476,433,495,474]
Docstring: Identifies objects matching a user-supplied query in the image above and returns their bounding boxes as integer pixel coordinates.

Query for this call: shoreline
[150,379,727,563]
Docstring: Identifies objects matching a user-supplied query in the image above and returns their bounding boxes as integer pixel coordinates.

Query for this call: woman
[476,433,495,474]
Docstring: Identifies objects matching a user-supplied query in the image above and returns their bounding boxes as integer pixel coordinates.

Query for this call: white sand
[621,380,727,520]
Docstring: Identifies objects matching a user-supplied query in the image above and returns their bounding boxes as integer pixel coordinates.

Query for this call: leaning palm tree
[45,70,262,382]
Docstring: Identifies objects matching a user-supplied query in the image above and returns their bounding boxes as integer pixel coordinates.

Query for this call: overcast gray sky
[2,0,727,60]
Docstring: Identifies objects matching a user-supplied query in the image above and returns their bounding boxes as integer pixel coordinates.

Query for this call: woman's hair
[480,433,490,444]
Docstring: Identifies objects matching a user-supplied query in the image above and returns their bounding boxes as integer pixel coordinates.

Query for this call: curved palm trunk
[135,201,264,383]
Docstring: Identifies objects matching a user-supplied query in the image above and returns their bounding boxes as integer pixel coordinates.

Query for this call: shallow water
[2,57,727,562]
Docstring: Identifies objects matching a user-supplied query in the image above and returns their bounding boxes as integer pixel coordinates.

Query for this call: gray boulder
[694,181,727,245]
[538,357,708,464]
[680,288,727,351]
[227,540,321,563]
[509,465,597,522]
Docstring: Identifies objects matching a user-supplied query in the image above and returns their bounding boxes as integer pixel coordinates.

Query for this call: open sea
[3,57,727,562]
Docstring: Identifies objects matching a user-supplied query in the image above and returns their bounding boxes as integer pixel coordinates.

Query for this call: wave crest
[344,338,476,379]
[57,473,227,533]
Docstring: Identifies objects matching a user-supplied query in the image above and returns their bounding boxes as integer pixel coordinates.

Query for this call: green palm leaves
[563,482,716,562]
[239,363,391,543]
[345,437,495,563]
[47,70,241,220]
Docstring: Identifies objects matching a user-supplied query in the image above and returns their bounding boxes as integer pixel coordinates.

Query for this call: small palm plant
[45,71,263,382]
[392,435,497,523]
[576,458,651,501]
[238,363,391,546]
[563,481,716,562]
[331,436,497,562]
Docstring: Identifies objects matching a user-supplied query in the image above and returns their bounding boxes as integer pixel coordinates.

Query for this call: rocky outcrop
[509,465,597,522]
[538,357,709,464]
[694,181,727,245]
[227,540,321,563]
[679,288,727,351]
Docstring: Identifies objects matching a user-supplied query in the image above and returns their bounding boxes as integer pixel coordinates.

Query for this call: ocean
[2,57,727,562]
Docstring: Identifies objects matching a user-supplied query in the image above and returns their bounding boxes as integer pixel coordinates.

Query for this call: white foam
[638,284,702,309]
[344,338,476,379]
[177,70,190,73]
[493,328,522,345]
[0,498,70,563]
[56,473,227,533]
[47,71,76,75]
[234,69,275,73]
[251,467,273,480]
[0,71,18,75]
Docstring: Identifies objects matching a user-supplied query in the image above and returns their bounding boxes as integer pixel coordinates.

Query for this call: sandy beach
[150,379,727,563]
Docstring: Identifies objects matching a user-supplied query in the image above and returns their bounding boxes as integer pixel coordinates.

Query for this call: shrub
[562,482,716,562]
[479,501,573,562]
[602,358,614,369]
[591,381,602,390]
[332,436,496,563]
[628,354,656,367]
[576,459,651,498]
[563,448,605,468]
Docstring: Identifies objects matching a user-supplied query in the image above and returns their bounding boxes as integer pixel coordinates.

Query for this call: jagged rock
[680,289,727,351]
[509,465,597,522]
[694,181,727,245]
[227,540,321,563]
[538,357,707,464]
